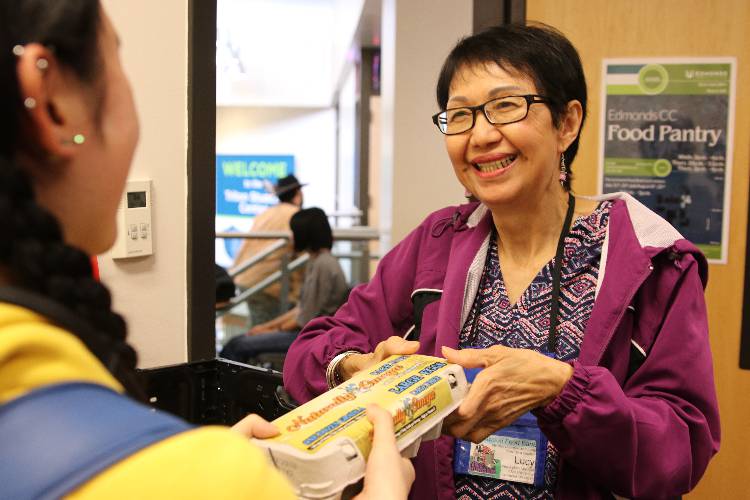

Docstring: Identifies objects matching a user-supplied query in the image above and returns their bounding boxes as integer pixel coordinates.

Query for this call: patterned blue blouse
[455,201,612,500]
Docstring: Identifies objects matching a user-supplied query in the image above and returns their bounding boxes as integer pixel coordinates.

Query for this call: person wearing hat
[230,174,306,327]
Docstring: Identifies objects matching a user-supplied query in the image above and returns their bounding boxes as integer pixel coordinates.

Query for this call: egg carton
[252,354,469,499]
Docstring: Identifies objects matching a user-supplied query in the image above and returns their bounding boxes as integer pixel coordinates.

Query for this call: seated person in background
[215,263,236,308]
[231,175,305,326]
[221,208,348,363]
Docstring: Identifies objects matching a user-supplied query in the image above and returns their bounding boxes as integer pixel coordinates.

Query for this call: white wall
[380,0,473,249]
[216,106,338,214]
[100,0,189,367]
[336,67,358,218]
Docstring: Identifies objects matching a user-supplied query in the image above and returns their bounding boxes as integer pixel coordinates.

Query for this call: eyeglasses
[432,94,550,135]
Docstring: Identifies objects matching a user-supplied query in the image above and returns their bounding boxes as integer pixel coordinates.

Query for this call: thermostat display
[111,180,153,259]
[127,191,147,208]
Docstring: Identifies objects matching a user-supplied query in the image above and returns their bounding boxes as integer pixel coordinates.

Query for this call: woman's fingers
[445,347,573,443]
[230,413,280,439]
[368,404,397,446]
[377,336,420,359]
[343,337,420,381]
[340,352,374,380]
[356,404,415,500]
[441,345,504,368]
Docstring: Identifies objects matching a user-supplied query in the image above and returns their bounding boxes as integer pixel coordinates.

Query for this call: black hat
[274,175,306,197]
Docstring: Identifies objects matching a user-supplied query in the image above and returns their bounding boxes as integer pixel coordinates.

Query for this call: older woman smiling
[285,23,720,500]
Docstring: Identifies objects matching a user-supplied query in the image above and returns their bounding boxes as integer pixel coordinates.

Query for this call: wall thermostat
[111,180,153,259]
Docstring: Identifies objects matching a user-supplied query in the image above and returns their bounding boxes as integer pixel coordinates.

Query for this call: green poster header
[606,63,731,96]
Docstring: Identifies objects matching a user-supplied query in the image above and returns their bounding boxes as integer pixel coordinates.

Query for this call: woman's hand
[442,345,573,443]
[355,405,415,500]
[230,413,280,439]
[339,337,420,381]
[249,324,274,335]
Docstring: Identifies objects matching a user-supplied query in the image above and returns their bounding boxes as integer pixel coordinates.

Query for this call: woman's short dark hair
[290,208,333,253]
[435,22,587,189]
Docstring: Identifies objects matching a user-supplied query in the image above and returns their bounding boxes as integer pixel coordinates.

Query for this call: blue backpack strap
[0,382,193,500]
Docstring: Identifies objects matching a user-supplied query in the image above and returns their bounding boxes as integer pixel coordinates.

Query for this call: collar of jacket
[577,199,654,366]
[576,193,707,366]
[433,206,493,351]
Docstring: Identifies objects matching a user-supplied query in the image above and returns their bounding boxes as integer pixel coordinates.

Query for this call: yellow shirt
[0,303,295,499]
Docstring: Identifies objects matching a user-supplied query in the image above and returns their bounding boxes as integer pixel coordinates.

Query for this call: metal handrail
[216,226,380,317]
[216,253,310,317]
[227,238,287,278]
[217,226,379,242]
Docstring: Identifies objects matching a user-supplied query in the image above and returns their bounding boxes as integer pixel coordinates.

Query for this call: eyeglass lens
[438,95,530,134]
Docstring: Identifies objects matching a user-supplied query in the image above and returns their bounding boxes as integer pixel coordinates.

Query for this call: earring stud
[24,97,37,109]
[12,45,25,56]
[36,58,49,70]
[61,134,86,146]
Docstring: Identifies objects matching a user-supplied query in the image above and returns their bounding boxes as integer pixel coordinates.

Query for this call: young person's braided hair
[0,0,142,396]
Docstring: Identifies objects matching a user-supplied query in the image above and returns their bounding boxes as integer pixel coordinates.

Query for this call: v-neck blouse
[455,200,612,500]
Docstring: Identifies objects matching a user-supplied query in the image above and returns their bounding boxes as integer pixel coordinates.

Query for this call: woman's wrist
[542,359,575,406]
[326,351,361,389]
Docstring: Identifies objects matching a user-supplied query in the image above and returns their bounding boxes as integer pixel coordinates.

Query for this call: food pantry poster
[599,58,736,263]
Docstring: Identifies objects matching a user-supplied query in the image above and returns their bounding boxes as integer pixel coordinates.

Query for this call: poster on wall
[599,58,736,263]
[215,154,295,266]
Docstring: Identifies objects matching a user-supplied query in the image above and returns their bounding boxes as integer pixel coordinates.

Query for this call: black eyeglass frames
[432,94,550,135]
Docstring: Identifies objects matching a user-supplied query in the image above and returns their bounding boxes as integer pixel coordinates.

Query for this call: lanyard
[548,192,576,353]
[469,192,576,355]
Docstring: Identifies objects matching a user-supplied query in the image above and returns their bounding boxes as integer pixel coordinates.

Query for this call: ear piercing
[14,45,83,146]
[12,44,49,69]
[15,45,49,111]
[559,154,568,186]
[63,134,86,145]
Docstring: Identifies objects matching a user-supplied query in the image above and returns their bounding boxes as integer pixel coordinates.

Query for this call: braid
[0,1,144,397]
[0,155,143,397]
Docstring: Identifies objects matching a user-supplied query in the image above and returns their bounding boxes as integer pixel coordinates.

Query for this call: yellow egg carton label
[253,354,468,499]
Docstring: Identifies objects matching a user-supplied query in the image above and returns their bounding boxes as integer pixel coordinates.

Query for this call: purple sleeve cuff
[535,361,591,423]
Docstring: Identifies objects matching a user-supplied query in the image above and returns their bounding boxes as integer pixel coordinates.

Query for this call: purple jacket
[284,193,720,499]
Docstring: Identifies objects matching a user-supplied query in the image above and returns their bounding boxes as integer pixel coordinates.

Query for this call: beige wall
[526,1,750,497]
[379,0,473,250]
[99,0,189,367]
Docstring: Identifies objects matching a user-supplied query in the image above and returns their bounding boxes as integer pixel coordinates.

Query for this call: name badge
[454,412,547,487]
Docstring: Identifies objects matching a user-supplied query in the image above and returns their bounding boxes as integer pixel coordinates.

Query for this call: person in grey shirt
[220,208,348,363]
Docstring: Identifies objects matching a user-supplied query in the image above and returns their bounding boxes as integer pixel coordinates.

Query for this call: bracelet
[325,350,360,389]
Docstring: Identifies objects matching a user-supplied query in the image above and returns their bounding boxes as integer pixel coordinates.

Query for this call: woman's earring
[61,134,86,145]
[559,154,568,186]
[23,97,37,109]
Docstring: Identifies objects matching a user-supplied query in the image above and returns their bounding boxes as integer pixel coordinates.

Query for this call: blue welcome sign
[216,154,295,217]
